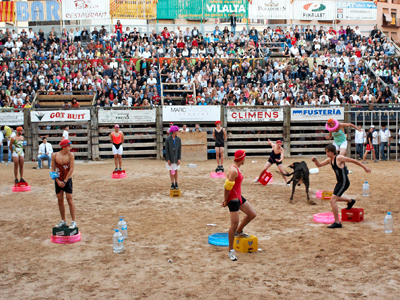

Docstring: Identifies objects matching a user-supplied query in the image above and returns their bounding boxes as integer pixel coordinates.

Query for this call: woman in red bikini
[222,150,257,261]
[52,139,76,230]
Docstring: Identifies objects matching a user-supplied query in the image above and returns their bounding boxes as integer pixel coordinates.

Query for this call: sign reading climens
[291,107,344,121]
[228,108,283,122]
[31,110,91,122]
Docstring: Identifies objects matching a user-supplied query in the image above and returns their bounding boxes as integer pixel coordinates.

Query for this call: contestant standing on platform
[9,127,25,184]
[52,139,77,230]
[213,120,226,172]
[110,124,124,171]
[165,126,181,190]
[222,150,257,261]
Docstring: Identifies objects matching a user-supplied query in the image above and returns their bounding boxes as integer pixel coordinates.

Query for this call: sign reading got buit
[163,106,221,122]
[31,110,91,122]
[227,108,283,122]
[291,107,344,121]
[98,109,156,124]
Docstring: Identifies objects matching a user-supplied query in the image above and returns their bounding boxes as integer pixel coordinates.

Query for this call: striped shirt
[332,129,346,146]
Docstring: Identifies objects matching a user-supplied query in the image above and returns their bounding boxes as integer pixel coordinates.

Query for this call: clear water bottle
[362,181,370,197]
[113,229,124,253]
[384,212,393,233]
[117,216,128,240]
[187,164,197,168]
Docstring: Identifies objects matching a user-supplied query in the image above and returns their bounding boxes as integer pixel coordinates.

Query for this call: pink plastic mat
[210,172,225,178]
[12,185,31,192]
[51,232,81,244]
[112,171,127,179]
[313,212,341,224]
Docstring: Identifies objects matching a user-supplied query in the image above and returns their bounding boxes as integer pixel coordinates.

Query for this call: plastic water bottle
[187,164,197,168]
[117,216,128,240]
[362,182,370,197]
[113,229,124,253]
[384,212,393,233]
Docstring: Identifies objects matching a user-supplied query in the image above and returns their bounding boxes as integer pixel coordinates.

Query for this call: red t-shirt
[177,42,185,49]
[162,31,170,40]
[192,40,198,48]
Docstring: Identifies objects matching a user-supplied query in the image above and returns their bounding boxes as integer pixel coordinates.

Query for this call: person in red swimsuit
[52,139,76,230]
[222,150,257,261]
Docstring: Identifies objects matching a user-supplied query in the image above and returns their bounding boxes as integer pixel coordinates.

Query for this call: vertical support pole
[156,106,163,159]
[91,107,99,160]
[283,105,291,157]
[24,109,32,162]
[223,106,228,159]
[344,104,351,158]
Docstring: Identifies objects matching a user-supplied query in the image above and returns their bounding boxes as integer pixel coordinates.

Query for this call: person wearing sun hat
[165,125,182,190]
[213,120,226,172]
[52,138,77,230]
[222,150,257,261]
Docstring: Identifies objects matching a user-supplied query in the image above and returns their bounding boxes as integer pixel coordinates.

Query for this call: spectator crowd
[0,22,399,110]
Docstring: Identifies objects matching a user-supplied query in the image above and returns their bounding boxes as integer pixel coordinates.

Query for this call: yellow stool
[234,235,258,253]
[170,189,181,197]
[322,191,333,200]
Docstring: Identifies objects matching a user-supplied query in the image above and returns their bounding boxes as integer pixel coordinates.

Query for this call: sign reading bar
[291,107,345,121]
[0,112,24,126]
[227,108,283,122]
[162,106,221,122]
[98,109,156,124]
[16,1,61,21]
[31,110,91,122]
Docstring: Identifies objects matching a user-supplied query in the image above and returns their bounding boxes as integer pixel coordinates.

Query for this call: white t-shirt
[62,130,69,140]
[8,132,16,146]
[355,129,365,144]
[372,131,379,145]
[147,78,157,86]
[379,129,391,143]
[0,131,4,144]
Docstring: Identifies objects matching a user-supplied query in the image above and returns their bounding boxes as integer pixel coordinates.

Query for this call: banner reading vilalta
[157,0,247,19]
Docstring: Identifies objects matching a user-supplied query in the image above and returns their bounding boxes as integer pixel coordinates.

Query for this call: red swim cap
[276,140,282,144]
[60,139,72,148]
[215,120,221,125]
[234,150,246,162]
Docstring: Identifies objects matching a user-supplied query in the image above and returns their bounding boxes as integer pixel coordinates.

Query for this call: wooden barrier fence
[1,106,400,162]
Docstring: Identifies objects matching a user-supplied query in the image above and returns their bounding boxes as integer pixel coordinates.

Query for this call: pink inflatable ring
[326,119,339,132]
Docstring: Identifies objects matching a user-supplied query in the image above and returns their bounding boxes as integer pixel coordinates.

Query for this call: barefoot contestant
[213,121,227,172]
[312,144,371,229]
[52,139,77,230]
[165,126,181,190]
[222,150,257,261]
[325,119,360,156]
[256,139,288,185]
[9,127,25,184]
[110,124,124,171]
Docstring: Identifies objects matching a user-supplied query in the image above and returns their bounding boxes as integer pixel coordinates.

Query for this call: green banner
[157,0,247,19]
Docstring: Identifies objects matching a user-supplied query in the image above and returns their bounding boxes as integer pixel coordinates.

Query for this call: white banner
[336,2,377,21]
[31,110,91,122]
[227,108,283,122]
[98,109,156,124]
[162,106,221,122]
[249,0,291,20]
[293,1,335,20]
[291,107,345,121]
[62,0,109,20]
[0,112,24,126]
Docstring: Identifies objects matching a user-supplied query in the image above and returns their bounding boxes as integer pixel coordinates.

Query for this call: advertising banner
[227,108,283,122]
[98,109,156,124]
[162,106,221,122]
[0,1,15,22]
[31,110,91,122]
[293,1,335,20]
[16,1,61,21]
[110,0,156,19]
[0,112,24,126]
[336,2,377,21]
[157,0,247,19]
[249,0,291,20]
[291,107,345,121]
[62,0,109,20]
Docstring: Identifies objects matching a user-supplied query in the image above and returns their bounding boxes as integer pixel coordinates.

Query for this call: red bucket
[258,171,273,185]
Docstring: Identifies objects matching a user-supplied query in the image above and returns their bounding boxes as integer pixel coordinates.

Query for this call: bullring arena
[1,156,399,299]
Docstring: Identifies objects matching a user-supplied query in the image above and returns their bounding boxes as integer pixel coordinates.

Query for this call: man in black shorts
[52,139,77,230]
[256,139,288,185]
[312,144,371,229]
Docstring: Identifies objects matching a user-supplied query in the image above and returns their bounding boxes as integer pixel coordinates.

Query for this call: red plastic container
[111,170,127,179]
[341,208,364,222]
[51,232,81,244]
[12,182,31,192]
[258,171,273,186]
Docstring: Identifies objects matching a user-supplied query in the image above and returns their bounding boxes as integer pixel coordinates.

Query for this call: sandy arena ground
[0,157,399,300]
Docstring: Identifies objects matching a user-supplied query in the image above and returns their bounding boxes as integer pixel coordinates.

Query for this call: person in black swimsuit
[213,121,227,172]
[256,139,288,185]
[312,144,371,229]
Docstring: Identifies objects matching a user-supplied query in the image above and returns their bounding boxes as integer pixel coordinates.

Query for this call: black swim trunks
[268,150,282,165]
[228,196,247,212]
[55,178,73,194]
